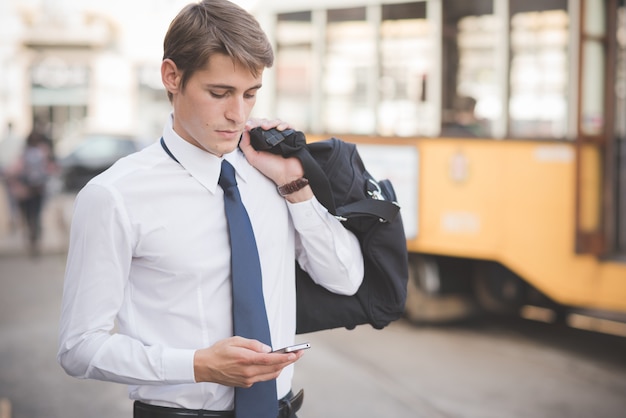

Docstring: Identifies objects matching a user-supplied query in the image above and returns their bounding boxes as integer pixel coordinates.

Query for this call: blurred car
[57,133,149,192]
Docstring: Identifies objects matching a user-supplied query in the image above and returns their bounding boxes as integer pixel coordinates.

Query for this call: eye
[210,91,226,99]
[245,89,260,99]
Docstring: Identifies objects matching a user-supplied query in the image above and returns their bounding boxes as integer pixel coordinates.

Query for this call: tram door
[577,0,626,257]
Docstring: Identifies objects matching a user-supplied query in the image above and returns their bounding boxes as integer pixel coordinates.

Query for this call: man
[57,1,364,417]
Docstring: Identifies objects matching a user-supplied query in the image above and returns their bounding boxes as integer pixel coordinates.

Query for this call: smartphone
[272,342,311,354]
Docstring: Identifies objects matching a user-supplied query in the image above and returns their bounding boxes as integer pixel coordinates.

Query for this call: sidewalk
[0,183,75,256]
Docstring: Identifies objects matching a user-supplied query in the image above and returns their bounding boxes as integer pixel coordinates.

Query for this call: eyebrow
[207,83,263,91]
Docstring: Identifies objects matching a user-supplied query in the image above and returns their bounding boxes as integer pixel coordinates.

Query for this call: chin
[209,142,239,157]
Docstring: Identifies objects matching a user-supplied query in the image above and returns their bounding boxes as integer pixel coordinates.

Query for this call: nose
[224,96,246,125]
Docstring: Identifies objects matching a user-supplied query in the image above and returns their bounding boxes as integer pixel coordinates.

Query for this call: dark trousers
[18,192,44,253]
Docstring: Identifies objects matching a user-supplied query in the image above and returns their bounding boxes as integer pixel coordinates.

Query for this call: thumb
[234,336,272,354]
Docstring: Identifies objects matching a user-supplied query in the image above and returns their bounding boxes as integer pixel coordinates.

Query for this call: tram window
[276,12,314,131]
[441,0,495,138]
[324,7,376,134]
[509,1,569,139]
[379,2,431,137]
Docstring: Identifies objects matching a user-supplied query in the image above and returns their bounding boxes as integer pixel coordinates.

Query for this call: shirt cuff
[163,348,197,383]
[287,198,329,230]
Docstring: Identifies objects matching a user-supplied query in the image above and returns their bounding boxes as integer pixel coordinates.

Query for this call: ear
[161,59,181,95]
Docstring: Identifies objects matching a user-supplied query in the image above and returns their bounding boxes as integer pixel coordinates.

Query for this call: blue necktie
[218,160,278,418]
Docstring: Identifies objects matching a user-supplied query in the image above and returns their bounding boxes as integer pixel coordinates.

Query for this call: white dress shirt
[57,116,364,410]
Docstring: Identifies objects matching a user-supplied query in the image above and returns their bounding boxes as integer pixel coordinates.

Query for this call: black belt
[134,389,304,418]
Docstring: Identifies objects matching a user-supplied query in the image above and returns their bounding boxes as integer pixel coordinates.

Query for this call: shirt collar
[162,113,252,194]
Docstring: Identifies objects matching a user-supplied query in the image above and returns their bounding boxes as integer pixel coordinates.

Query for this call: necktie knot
[218,159,237,190]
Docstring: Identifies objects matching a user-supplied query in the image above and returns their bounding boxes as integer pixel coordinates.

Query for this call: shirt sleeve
[288,197,364,295]
[57,184,196,385]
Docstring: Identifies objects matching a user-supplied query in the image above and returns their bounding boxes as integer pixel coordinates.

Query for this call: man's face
[170,53,263,157]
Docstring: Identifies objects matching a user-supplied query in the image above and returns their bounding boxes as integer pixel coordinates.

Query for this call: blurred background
[1,0,626,417]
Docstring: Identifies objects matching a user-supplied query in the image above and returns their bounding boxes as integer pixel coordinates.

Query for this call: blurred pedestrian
[5,121,56,256]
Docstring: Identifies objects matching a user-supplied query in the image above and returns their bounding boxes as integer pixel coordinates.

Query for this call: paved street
[1,189,626,418]
[0,254,132,418]
[295,318,626,418]
[1,251,626,418]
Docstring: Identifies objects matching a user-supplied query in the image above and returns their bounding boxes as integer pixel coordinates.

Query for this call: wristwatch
[277,177,309,196]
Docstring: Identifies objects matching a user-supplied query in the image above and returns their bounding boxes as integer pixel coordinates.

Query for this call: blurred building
[0,0,192,152]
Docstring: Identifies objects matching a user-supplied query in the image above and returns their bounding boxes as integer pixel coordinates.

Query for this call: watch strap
[277,177,309,196]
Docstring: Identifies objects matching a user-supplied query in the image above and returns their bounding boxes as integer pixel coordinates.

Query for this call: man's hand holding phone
[193,337,308,387]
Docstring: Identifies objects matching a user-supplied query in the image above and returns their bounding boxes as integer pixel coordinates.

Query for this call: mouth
[215,129,243,140]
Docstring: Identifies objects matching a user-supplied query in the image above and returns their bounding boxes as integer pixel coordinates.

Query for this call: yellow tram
[253,0,626,331]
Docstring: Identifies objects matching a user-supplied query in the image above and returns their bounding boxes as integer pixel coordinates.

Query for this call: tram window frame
[271,1,580,141]
[574,0,626,257]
